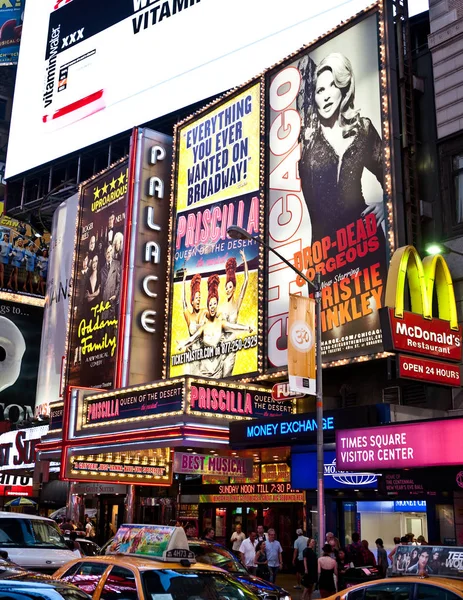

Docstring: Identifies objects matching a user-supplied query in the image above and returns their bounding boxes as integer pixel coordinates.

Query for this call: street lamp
[425,242,463,258]
[227,225,325,553]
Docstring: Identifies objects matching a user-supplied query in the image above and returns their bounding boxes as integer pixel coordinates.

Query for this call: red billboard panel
[381,307,462,362]
[398,354,461,387]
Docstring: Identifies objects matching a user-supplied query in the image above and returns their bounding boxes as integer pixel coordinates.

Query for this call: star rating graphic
[92,169,127,200]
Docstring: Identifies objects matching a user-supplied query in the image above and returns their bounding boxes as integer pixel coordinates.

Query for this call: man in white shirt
[231,524,246,554]
[239,531,257,574]
[293,528,309,589]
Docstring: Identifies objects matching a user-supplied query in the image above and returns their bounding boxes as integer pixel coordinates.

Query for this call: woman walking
[302,538,318,600]
[255,541,270,581]
[318,543,337,598]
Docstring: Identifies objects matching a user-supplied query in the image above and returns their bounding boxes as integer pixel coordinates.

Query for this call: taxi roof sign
[107,524,196,563]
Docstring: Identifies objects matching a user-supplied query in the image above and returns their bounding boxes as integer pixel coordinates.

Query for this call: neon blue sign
[246,416,334,440]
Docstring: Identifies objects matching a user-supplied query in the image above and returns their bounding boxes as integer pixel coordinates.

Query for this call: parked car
[188,538,291,600]
[54,554,261,600]
[0,512,77,573]
[0,576,91,599]
[63,536,101,557]
[325,576,463,599]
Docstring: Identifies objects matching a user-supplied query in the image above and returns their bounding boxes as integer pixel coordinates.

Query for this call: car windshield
[0,518,69,550]
[189,543,247,574]
[142,569,258,600]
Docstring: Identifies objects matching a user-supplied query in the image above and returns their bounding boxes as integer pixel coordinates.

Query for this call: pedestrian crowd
[225,524,424,599]
[55,514,97,539]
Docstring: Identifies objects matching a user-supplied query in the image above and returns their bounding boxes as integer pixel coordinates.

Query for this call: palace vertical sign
[121,128,172,386]
[380,246,462,386]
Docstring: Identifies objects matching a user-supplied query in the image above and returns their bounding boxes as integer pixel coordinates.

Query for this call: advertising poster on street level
[266,9,391,368]
[394,544,463,577]
[168,83,262,379]
[0,299,43,424]
[66,159,128,390]
[0,0,23,66]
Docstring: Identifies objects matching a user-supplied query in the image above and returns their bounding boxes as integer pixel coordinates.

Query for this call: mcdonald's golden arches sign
[380,246,462,386]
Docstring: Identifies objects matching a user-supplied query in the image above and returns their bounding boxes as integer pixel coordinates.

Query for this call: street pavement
[276,573,321,599]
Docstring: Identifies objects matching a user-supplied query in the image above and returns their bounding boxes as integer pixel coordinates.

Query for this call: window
[64,561,109,595]
[439,138,463,236]
[0,99,6,122]
[0,518,68,549]
[347,589,365,599]
[59,561,82,581]
[363,582,412,600]
[142,569,257,600]
[100,565,138,600]
[454,154,463,224]
[417,583,461,600]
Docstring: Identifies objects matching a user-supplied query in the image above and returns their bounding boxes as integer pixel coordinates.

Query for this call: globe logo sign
[324,458,378,486]
[456,471,463,489]
[289,320,314,352]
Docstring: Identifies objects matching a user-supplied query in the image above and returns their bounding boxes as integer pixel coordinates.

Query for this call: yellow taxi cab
[325,575,463,599]
[53,524,261,600]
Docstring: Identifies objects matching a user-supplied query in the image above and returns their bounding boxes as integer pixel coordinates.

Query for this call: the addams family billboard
[66,159,128,390]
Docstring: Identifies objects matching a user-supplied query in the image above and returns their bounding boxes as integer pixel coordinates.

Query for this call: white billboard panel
[35,194,78,416]
[7,0,381,179]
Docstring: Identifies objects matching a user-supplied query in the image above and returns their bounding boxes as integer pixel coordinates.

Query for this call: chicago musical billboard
[167,84,262,379]
[266,8,392,368]
[66,159,128,390]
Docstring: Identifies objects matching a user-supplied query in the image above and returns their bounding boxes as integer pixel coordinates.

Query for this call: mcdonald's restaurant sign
[380,246,462,387]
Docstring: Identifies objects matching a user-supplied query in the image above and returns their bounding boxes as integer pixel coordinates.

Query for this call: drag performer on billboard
[178,274,253,378]
[298,52,384,241]
[182,271,207,375]
[221,250,249,377]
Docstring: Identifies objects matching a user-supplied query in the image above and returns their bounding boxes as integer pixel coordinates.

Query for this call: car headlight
[281,595,292,600]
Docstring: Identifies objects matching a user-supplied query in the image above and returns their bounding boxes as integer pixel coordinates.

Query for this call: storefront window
[215,508,227,537]
[436,504,456,545]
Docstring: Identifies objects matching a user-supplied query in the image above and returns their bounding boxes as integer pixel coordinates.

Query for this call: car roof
[349,576,463,594]
[63,554,225,572]
[0,511,55,522]
[0,577,80,589]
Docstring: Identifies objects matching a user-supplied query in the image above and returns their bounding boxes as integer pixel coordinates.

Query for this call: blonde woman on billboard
[221,250,249,377]
[178,274,253,378]
[182,271,207,375]
[298,52,384,242]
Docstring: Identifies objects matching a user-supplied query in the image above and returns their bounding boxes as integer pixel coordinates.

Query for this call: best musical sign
[173,452,253,477]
